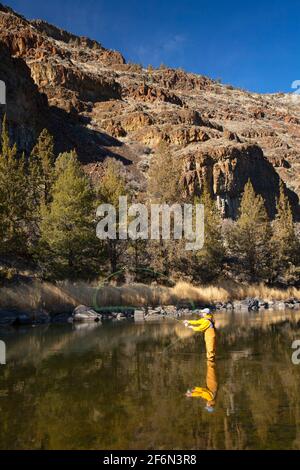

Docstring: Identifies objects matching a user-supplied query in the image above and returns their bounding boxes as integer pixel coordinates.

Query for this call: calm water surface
[0,310,300,450]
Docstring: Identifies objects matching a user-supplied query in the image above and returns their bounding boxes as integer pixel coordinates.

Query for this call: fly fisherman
[183,308,216,362]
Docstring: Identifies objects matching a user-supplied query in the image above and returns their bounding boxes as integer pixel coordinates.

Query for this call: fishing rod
[163,315,182,323]
[159,336,186,354]
[157,315,198,354]
[164,315,195,326]
[159,332,199,355]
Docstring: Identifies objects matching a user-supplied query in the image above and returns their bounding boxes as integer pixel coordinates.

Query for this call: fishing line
[159,336,185,354]
[152,315,197,355]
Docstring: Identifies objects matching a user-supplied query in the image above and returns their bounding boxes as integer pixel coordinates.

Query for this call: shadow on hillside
[48,105,133,165]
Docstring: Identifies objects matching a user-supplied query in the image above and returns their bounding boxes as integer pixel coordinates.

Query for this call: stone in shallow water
[134,309,145,322]
[274,301,286,310]
[72,305,102,322]
[233,301,242,310]
[145,313,162,321]
[239,300,249,311]
[247,298,259,311]
[259,301,269,309]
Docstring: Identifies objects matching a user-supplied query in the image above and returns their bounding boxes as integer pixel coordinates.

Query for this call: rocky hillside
[1,3,300,218]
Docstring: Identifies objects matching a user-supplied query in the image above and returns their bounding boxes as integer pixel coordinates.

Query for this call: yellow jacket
[189,387,215,401]
[186,314,215,332]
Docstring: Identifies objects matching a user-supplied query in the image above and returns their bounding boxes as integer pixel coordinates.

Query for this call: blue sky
[4,0,300,93]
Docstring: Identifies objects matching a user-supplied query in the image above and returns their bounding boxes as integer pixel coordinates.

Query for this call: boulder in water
[247,298,259,311]
[134,309,145,322]
[72,305,101,322]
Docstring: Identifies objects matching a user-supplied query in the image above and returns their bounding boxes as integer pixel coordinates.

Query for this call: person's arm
[189,387,214,400]
[188,318,211,332]
[187,319,204,325]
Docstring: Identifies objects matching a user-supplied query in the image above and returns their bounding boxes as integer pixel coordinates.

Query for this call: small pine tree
[38,151,100,279]
[29,128,55,208]
[148,144,182,204]
[97,159,129,274]
[97,159,127,207]
[227,179,272,282]
[0,116,30,257]
[271,181,299,283]
[195,182,225,282]
[146,145,183,277]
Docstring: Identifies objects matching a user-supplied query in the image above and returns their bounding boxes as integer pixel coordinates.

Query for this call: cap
[201,308,211,315]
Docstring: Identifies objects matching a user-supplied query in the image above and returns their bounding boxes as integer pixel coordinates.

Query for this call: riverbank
[1,280,300,320]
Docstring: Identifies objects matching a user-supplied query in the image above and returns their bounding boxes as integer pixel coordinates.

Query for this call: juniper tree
[146,144,183,278]
[96,159,129,275]
[227,179,272,283]
[29,128,55,209]
[147,143,181,204]
[38,151,100,279]
[0,117,30,257]
[271,181,300,284]
[195,182,225,282]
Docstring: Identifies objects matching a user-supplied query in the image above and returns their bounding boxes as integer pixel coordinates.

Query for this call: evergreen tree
[97,159,127,207]
[195,182,225,282]
[124,192,150,282]
[29,128,55,208]
[38,151,100,279]
[271,181,300,284]
[227,180,272,282]
[146,144,184,278]
[96,159,128,275]
[148,143,182,204]
[0,116,30,257]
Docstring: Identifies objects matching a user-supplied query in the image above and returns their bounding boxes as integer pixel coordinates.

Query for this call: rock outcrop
[1,3,300,218]
[0,43,47,151]
[181,141,297,218]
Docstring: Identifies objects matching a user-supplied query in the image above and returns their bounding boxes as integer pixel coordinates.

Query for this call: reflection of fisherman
[183,308,216,362]
[185,360,218,413]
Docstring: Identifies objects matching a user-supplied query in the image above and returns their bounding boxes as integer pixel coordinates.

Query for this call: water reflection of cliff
[0,310,300,450]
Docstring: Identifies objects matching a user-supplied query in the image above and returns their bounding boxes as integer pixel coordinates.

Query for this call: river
[0,309,300,450]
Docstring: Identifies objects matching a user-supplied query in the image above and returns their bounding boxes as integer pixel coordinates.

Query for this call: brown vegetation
[1,280,300,314]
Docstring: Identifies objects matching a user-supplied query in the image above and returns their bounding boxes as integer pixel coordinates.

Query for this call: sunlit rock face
[181,142,298,218]
[1,3,300,218]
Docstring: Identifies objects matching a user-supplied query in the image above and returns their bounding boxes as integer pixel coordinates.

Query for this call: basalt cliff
[1,3,300,218]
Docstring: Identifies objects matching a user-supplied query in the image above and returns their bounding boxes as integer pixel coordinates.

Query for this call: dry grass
[234,284,300,301]
[0,281,77,314]
[0,280,299,314]
[171,282,231,303]
[172,281,300,303]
